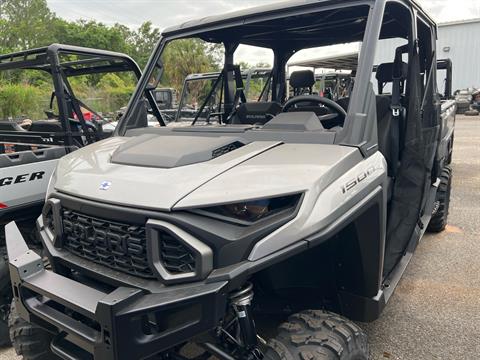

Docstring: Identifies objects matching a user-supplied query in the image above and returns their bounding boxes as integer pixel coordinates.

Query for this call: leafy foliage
[0,0,55,51]
[161,39,221,91]
[0,83,48,119]
[0,0,220,120]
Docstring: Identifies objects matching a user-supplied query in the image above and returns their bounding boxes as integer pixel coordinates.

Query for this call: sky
[46,0,480,28]
[46,0,480,65]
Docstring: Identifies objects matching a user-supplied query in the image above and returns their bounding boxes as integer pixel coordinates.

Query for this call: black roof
[163,0,436,49]
[0,43,141,77]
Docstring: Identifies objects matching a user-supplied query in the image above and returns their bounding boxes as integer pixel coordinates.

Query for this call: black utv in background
[5,1,455,359]
[0,44,142,345]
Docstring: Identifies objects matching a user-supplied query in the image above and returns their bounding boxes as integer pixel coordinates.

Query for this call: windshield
[172,69,272,124]
[119,0,414,142]
[176,74,222,122]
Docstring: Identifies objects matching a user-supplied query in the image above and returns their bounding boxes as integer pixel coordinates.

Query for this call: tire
[264,310,368,360]
[464,110,479,116]
[8,301,60,360]
[0,225,4,244]
[427,165,452,233]
[446,133,454,165]
[0,247,11,346]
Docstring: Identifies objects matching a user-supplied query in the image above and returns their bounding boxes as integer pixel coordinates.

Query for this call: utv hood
[54,135,281,211]
[110,134,247,168]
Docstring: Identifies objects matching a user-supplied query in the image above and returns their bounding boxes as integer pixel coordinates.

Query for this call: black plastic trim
[6,221,228,360]
[146,219,213,284]
[49,192,300,268]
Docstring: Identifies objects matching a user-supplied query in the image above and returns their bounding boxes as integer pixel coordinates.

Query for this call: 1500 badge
[341,166,377,194]
[0,171,45,187]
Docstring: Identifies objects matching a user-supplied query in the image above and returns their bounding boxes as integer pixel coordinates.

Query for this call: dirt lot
[0,116,478,360]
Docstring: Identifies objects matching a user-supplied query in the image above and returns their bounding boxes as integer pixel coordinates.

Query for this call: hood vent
[211,141,244,159]
[111,134,247,168]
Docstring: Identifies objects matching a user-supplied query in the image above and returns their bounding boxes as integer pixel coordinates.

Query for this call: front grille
[159,230,196,274]
[61,210,154,278]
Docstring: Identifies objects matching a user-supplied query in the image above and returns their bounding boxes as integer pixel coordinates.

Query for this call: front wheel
[0,246,11,346]
[9,301,60,360]
[264,310,368,360]
[428,165,452,233]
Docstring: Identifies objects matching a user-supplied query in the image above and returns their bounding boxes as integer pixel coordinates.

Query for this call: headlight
[196,194,302,224]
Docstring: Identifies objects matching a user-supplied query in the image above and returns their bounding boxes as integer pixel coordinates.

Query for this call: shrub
[0,83,48,120]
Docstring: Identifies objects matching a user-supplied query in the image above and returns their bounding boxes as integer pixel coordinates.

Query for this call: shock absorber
[229,282,258,351]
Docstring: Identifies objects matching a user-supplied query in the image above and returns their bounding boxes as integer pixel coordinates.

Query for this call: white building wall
[373,19,480,92]
[437,20,480,91]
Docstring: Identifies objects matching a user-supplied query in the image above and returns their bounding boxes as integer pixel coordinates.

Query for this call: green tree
[161,38,221,91]
[52,18,130,54]
[129,21,160,68]
[0,0,55,50]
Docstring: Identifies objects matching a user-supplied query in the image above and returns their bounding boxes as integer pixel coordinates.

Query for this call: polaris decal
[341,166,377,194]
[0,172,45,187]
[99,181,112,190]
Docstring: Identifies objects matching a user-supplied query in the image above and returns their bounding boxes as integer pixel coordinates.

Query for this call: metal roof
[288,52,359,71]
[438,18,480,28]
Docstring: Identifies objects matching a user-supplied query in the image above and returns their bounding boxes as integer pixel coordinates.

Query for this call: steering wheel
[282,95,347,123]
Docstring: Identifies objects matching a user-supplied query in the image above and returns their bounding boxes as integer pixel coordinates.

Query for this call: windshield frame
[116,0,424,157]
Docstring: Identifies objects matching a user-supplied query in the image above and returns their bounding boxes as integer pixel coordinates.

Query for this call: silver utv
[5,1,454,359]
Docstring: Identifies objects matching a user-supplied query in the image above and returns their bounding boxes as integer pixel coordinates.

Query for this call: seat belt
[231,65,247,108]
[390,57,404,177]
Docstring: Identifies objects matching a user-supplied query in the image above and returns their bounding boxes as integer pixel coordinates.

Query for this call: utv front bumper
[5,221,228,360]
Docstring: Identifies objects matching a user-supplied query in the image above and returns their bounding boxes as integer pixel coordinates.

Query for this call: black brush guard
[5,221,227,360]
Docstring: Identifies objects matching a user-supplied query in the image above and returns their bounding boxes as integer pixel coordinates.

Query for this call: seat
[375,61,408,178]
[290,70,315,96]
[230,102,282,125]
[29,120,64,132]
[376,62,408,95]
[288,70,330,117]
[334,95,394,165]
[375,96,394,168]
[333,60,407,180]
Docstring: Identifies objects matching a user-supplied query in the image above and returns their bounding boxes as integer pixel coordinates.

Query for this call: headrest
[290,70,315,89]
[376,62,408,83]
[234,102,282,125]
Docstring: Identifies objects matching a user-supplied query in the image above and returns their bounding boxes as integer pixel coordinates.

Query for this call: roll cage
[118,0,437,155]
[0,44,143,148]
[173,68,272,123]
[437,58,453,100]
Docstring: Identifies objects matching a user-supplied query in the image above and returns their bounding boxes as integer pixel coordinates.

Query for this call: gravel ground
[362,116,480,359]
[0,115,478,360]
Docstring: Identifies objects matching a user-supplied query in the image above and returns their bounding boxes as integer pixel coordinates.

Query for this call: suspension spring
[229,282,258,350]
